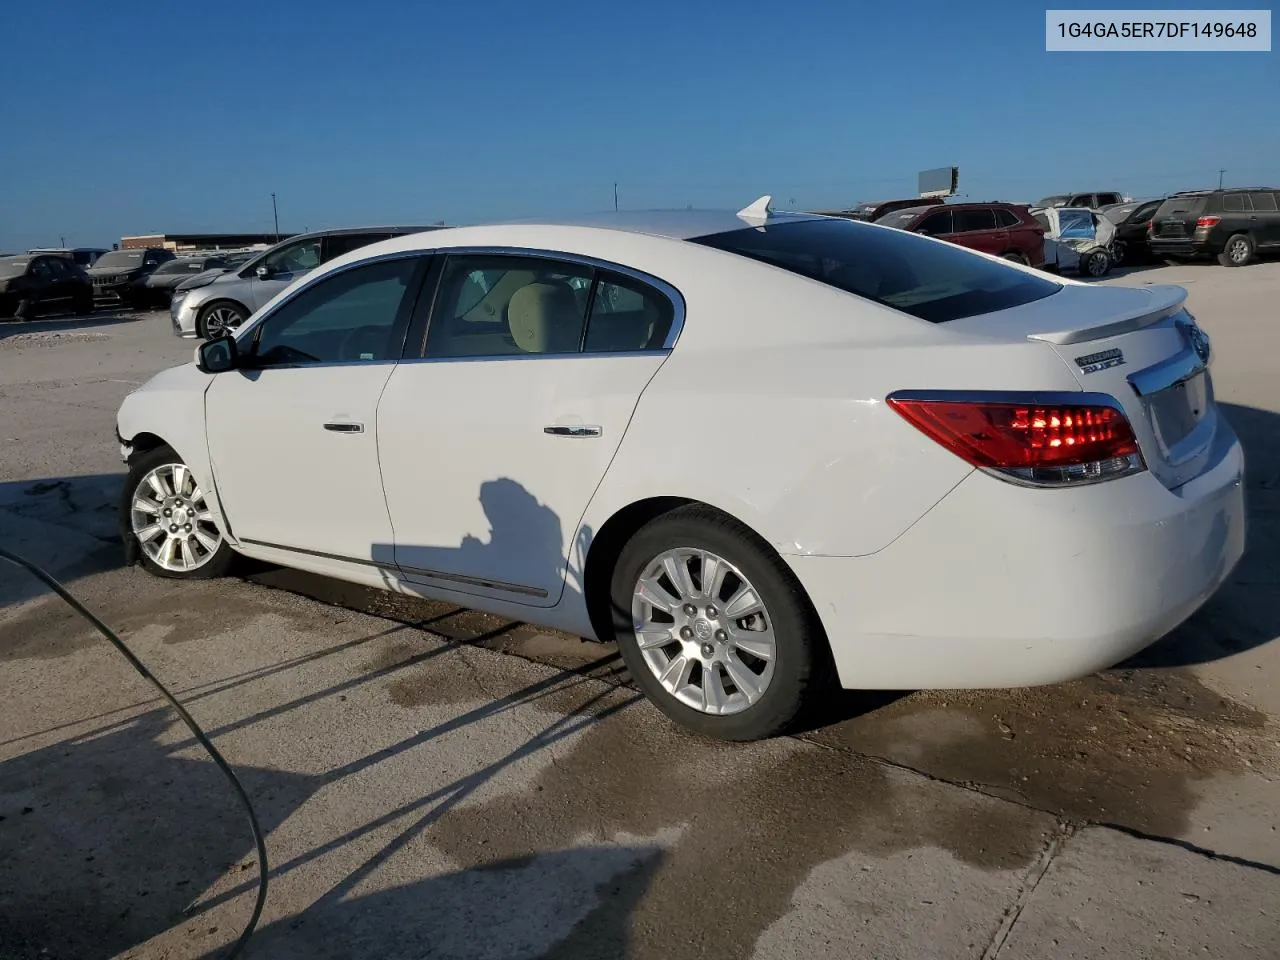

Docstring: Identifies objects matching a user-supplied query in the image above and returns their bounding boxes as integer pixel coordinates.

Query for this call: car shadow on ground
[0,628,653,959]
[1120,401,1280,669]
[0,473,126,611]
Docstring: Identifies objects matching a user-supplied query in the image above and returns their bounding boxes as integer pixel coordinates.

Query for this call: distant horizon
[2,0,1276,252]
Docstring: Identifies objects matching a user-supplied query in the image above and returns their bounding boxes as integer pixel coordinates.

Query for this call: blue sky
[1,0,1276,250]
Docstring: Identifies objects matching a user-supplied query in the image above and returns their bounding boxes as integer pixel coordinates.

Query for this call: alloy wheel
[130,463,222,573]
[204,305,244,337]
[631,548,777,716]
[1230,238,1249,264]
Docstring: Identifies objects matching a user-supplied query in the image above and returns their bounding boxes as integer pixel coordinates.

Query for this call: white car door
[205,254,429,561]
[377,253,679,607]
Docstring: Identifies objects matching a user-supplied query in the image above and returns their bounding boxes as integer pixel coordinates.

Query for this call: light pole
[271,193,280,242]
[613,182,619,211]
[1218,169,1226,189]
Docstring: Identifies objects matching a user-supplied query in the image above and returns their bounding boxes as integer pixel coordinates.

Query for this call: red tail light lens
[1196,216,1221,228]
[888,394,1145,486]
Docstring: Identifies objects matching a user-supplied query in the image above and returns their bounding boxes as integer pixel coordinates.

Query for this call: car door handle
[544,424,601,438]
[323,421,365,434]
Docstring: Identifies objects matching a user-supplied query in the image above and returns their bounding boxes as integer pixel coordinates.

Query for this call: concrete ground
[1,264,1278,960]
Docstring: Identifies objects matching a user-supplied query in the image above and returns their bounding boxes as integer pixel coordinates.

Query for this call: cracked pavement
[2,266,1279,960]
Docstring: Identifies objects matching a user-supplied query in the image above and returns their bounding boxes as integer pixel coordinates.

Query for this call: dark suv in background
[88,247,175,307]
[874,202,1046,265]
[1100,198,1165,265]
[1148,188,1280,266]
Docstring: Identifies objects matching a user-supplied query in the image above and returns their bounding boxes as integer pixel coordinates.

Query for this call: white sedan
[115,199,1246,740]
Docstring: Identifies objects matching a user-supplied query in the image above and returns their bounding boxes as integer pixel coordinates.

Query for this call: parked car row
[821,184,1280,277]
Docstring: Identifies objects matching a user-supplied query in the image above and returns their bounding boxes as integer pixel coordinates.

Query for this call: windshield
[93,250,146,269]
[874,209,929,229]
[0,257,31,279]
[1037,195,1070,208]
[692,218,1060,324]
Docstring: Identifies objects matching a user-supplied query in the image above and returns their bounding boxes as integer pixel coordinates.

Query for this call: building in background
[120,232,291,252]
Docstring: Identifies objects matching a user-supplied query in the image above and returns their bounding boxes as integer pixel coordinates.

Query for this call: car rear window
[692,218,1061,324]
[1155,196,1207,219]
[874,208,928,228]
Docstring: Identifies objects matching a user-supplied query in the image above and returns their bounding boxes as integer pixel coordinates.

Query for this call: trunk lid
[946,283,1218,490]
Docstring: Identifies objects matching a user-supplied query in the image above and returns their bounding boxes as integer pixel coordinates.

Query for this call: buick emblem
[1177,317,1211,364]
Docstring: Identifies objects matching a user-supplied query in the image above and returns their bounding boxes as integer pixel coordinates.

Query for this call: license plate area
[1147,369,1210,458]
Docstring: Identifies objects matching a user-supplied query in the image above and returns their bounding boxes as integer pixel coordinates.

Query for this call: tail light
[1196,216,1221,228]
[887,392,1145,487]
[1147,220,1155,234]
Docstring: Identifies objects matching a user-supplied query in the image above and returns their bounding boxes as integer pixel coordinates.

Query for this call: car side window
[917,211,953,236]
[1248,192,1278,212]
[249,256,422,367]
[425,255,592,359]
[954,209,997,233]
[262,238,323,275]
[583,272,674,353]
[29,258,53,280]
[994,208,1020,228]
[1221,193,1250,212]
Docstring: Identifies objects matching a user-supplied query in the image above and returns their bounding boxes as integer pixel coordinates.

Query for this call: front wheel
[122,446,235,579]
[610,505,831,741]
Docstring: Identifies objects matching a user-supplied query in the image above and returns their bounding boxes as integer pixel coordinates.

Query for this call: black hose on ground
[0,545,268,959]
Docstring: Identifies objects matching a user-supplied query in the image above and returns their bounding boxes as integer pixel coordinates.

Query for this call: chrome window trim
[418,245,687,359]
[230,250,431,366]
[238,537,548,598]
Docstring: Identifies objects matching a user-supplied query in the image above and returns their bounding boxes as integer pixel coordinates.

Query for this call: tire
[12,297,36,320]
[609,504,832,741]
[1111,241,1127,266]
[196,300,249,339]
[1081,250,1111,277]
[1218,233,1254,267]
[1001,252,1029,265]
[120,445,235,580]
[73,291,94,315]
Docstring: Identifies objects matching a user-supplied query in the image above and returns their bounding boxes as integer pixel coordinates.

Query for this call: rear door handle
[324,421,365,434]
[544,424,601,438]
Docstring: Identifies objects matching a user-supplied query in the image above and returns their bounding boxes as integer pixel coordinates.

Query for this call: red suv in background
[873,203,1046,266]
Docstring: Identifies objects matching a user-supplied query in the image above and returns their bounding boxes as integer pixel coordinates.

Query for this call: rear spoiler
[1026,286,1187,345]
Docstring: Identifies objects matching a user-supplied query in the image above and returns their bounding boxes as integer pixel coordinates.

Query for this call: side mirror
[255,265,271,280]
[195,335,240,374]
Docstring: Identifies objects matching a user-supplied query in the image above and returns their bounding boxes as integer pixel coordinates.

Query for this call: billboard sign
[918,166,959,199]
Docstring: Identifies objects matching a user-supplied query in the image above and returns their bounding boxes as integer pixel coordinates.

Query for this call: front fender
[116,364,235,545]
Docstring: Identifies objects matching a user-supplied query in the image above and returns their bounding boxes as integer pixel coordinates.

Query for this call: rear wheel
[122,446,235,579]
[610,505,831,741]
[1218,233,1254,267]
[1081,249,1111,277]
[1001,252,1029,265]
[1111,241,1127,266]
[196,300,249,339]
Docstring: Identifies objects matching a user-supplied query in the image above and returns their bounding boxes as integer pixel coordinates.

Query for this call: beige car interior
[433,265,663,356]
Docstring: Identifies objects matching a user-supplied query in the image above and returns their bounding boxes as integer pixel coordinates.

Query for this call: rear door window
[1247,192,1278,212]
[425,255,593,358]
[583,272,674,353]
[954,209,997,233]
[1222,193,1251,212]
[692,218,1061,324]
